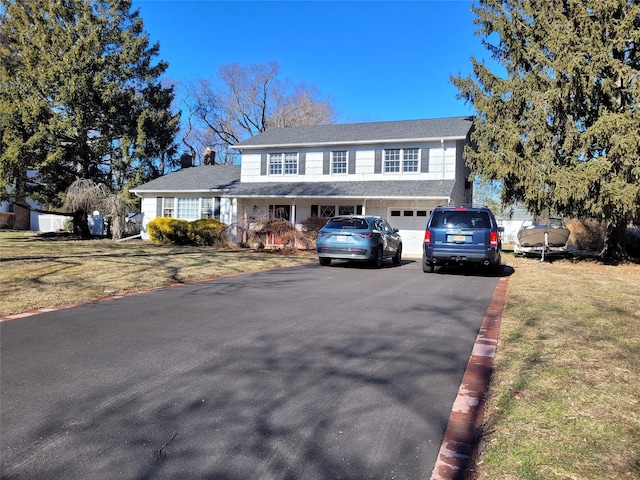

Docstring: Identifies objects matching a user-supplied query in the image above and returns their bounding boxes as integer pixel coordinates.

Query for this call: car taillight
[356,232,373,238]
[424,230,431,244]
[318,232,328,237]
[490,231,498,247]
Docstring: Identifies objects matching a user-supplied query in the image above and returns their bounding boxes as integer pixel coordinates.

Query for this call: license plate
[450,235,468,243]
[335,235,347,242]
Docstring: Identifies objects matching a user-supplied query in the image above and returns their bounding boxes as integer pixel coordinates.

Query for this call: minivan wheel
[422,257,434,273]
[489,254,502,274]
[319,257,331,266]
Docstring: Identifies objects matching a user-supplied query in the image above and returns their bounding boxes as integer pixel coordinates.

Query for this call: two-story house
[131,116,474,255]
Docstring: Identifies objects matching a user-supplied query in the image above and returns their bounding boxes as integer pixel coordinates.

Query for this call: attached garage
[389,208,432,256]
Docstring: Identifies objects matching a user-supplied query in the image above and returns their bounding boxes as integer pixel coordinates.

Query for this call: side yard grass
[0,231,316,318]
[474,253,640,479]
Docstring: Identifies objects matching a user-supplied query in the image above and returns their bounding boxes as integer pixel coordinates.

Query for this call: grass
[0,231,316,318]
[2,231,639,478]
[473,252,640,479]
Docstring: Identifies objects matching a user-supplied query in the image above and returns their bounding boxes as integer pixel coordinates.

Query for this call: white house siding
[355,151,376,175]
[139,196,156,239]
[239,141,458,183]
[304,152,324,177]
[240,153,262,182]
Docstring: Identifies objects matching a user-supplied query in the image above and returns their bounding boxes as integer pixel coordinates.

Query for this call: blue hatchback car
[317,215,402,268]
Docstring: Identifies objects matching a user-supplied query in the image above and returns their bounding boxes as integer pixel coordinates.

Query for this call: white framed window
[177,197,199,220]
[384,148,420,173]
[403,148,419,172]
[269,153,282,175]
[384,149,401,173]
[332,151,347,174]
[269,152,298,175]
[284,153,297,175]
[163,197,175,217]
[201,198,213,218]
[315,205,362,217]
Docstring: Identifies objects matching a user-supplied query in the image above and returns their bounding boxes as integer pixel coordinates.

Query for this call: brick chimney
[180,152,194,168]
[203,148,215,165]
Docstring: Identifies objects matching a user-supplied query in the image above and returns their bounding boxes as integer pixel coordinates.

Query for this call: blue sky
[132,0,491,123]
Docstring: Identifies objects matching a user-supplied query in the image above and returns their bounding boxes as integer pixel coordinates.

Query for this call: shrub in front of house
[147,217,190,245]
[187,218,228,246]
[301,216,330,238]
[147,217,228,246]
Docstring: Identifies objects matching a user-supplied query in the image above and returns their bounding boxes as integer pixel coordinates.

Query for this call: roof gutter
[130,189,228,196]
[229,194,450,200]
[231,136,467,151]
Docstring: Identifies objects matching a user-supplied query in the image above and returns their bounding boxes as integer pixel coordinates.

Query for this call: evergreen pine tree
[453,0,640,260]
[0,0,179,220]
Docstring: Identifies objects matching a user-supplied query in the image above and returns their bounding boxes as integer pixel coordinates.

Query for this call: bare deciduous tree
[64,179,110,238]
[181,61,335,164]
[64,179,137,240]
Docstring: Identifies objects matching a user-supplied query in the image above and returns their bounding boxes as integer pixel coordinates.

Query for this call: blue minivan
[422,205,503,273]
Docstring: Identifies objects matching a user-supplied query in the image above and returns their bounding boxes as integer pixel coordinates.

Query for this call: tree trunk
[111,214,125,240]
[599,220,627,261]
[73,209,91,239]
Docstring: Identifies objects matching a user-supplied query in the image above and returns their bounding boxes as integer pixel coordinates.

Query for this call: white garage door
[389,208,431,256]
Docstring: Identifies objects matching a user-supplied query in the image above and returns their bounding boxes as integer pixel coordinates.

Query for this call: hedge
[147,217,228,246]
[187,218,228,246]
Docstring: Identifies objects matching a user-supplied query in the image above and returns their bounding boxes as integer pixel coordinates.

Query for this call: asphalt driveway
[1,260,501,480]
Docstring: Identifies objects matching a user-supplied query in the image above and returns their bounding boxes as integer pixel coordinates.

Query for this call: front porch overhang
[223,180,456,201]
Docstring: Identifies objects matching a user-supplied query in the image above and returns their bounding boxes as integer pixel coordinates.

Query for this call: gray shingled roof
[130,165,241,193]
[131,164,455,199]
[233,116,474,149]
[227,180,455,199]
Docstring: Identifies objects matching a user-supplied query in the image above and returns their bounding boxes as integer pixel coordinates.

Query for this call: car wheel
[392,244,402,265]
[319,257,331,266]
[372,247,383,268]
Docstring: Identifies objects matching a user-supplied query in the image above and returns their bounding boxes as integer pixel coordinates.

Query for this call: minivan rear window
[324,218,369,230]
[430,211,490,229]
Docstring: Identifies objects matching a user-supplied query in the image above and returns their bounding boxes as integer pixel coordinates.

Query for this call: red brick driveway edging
[430,275,509,480]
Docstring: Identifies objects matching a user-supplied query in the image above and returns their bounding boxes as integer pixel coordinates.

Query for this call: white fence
[34,214,72,232]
